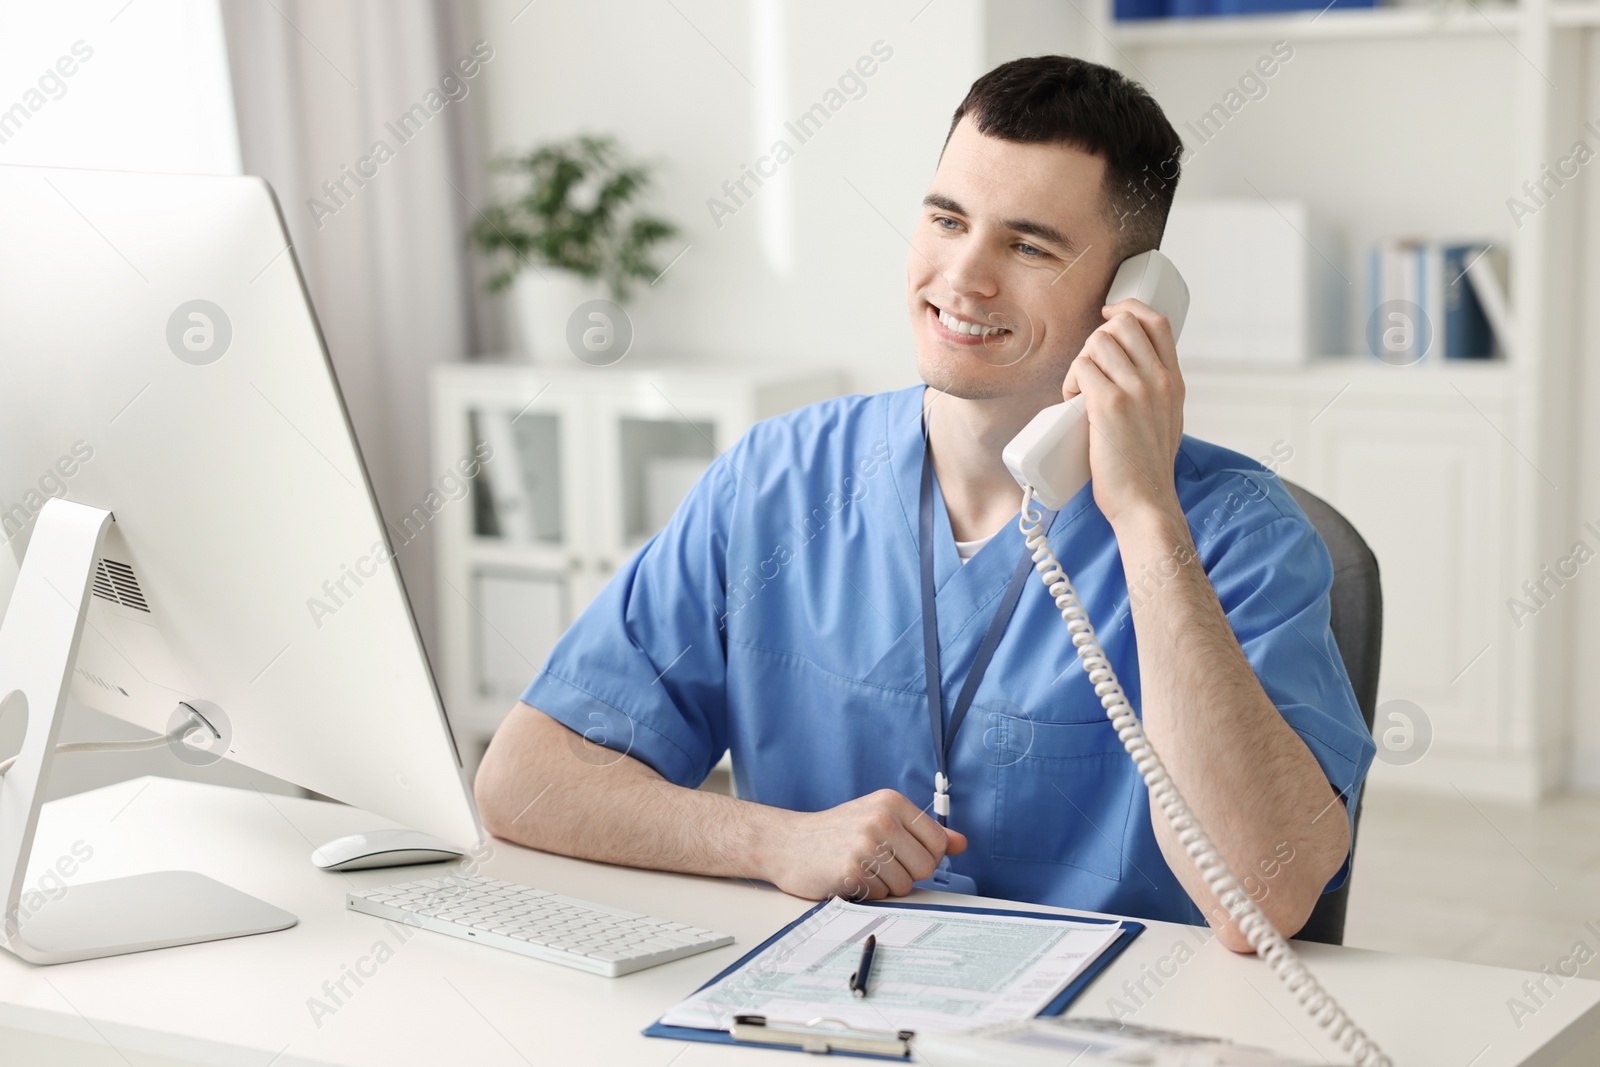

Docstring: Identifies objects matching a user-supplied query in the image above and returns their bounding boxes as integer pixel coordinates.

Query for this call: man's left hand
[1060,298,1186,529]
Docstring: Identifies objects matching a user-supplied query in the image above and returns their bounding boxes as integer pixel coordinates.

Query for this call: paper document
[660,898,1122,1036]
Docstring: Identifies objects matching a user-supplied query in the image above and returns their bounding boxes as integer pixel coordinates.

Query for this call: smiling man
[474,55,1376,951]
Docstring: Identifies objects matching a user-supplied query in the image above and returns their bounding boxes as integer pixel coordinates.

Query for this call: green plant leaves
[468,134,679,302]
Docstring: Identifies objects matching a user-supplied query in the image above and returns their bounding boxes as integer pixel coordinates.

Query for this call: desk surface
[0,777,1595,1066]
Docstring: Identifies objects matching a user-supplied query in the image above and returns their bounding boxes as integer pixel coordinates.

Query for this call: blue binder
[1439,242,1494,360]
[643,897,1145,1060]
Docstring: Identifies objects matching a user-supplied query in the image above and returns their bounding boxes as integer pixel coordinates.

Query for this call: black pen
[849,934,877,998]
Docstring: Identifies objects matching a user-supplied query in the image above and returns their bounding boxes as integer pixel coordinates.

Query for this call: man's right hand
[477,708,968,904]
[758,788,968,901]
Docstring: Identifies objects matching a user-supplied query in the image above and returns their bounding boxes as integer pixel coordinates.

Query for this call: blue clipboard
[643,897,1144,1060]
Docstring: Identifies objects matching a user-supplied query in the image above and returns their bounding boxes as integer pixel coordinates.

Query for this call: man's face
[908,116,1117,403]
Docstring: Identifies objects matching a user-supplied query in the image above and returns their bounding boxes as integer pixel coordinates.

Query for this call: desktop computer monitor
[0,165,483,961]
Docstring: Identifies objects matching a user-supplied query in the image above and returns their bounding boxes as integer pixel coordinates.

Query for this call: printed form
[660,898,1123,1036]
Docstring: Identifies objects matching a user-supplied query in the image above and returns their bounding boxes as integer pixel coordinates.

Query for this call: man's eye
[934,216,959,230]
[1016,242,1044,257]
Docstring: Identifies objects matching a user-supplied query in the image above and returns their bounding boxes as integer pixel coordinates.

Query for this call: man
[474,55,1376,952]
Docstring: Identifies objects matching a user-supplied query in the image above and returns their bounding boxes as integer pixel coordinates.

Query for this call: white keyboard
[346,874,734,977]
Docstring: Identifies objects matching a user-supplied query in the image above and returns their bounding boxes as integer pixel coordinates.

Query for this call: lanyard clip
[933,772,950,818]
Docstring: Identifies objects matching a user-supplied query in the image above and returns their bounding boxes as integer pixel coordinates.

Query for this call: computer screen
[0,164,480,850]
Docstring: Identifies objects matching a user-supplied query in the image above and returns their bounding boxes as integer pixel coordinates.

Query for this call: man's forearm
[475,702,778,881]
[476,703,969,902]
[1114,507,1350,951]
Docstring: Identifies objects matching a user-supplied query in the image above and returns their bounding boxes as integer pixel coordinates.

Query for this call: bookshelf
[1109,2,1523,44]
[1042,0,1588,800]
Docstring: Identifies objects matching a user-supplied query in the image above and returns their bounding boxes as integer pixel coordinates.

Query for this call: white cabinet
[1302,400,1507,755]
[431,359,844,746]
[1183,362,1545,799]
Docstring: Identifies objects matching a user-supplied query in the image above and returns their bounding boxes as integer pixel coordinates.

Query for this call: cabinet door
[1181,386,1301,482]
[470,566,568,709]
[1305,402,1505,752]
[436,381,589,736]
[588,382,739,606]
[468,395,583,554]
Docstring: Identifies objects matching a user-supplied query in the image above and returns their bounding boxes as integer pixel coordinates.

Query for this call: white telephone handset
[996,249,1391,1066]
[1001,249,1190,511]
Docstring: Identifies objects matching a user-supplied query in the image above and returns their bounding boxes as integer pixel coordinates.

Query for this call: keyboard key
[346,874,732,976]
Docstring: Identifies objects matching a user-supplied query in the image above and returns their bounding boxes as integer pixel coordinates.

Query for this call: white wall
[0,0,239,173]
[984,0,1084,69]
[471,0,986,396]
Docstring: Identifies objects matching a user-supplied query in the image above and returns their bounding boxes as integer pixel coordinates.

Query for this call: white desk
[1,778,1595,1066]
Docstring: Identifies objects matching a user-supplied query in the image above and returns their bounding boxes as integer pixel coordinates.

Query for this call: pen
[849,934,876,998]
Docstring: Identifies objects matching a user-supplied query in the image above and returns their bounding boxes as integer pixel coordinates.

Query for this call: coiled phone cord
[1018,488,1391,1067]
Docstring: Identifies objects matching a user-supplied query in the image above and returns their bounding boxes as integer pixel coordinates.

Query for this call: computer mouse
[311,829,465,872]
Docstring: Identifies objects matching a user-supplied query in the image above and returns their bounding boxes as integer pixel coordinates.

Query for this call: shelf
[1110,3,1522,45]
[458,538,571,570]
[1182,355,1517,398]
[1551,0,1600,25]
[464,351,840,384]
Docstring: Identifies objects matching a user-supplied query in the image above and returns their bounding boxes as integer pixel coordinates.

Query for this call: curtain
[219,0,503,666]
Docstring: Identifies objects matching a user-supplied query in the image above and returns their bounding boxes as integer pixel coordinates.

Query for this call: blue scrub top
[521,385,1376,927]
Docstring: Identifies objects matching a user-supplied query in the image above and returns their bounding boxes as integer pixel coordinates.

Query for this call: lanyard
[918,435,1056,828]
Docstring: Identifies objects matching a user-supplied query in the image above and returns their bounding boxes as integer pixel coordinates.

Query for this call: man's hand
[759,789,968,901]
[1061,297,1185,529]
[478,709,968,905]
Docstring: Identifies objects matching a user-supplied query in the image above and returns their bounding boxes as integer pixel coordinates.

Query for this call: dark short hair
[943,56,1183,263]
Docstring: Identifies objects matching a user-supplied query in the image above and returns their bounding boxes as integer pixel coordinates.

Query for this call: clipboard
[643,898,1144,1060]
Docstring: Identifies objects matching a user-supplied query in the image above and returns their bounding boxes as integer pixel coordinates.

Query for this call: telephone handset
[1001,249,1191,511]
[997,250,1392,1065]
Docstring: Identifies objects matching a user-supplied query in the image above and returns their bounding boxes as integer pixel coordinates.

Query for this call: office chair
[1281,480,1383,946]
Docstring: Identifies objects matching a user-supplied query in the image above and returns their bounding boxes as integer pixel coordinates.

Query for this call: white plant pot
[511,271,609,362]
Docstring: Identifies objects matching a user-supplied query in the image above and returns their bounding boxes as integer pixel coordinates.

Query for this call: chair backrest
[1281,480,1382,946]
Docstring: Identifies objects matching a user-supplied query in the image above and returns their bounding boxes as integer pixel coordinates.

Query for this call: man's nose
[936,235,1000,301]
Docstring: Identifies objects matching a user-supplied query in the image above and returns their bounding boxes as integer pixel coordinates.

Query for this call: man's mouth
[928,302,1011,342]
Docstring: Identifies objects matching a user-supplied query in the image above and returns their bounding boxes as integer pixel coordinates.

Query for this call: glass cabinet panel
[468,407,564,544]
[617,416,716,548]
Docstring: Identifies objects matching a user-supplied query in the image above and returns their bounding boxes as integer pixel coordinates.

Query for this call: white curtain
[219,0,502,665]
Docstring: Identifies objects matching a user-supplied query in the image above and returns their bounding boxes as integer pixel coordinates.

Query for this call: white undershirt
[954,533,994,563]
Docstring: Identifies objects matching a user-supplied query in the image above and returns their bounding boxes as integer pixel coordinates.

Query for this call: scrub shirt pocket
[990,712,1137,881]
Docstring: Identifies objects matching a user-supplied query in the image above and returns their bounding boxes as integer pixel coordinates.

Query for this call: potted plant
[469,134,680,361]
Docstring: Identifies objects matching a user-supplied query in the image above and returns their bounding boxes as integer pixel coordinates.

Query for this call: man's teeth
[938,307,1009,337]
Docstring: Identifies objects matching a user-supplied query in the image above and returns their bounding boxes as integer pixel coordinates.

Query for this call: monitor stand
[0,498,296,964]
